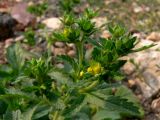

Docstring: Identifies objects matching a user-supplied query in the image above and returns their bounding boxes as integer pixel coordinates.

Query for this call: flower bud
[80,71,84,77]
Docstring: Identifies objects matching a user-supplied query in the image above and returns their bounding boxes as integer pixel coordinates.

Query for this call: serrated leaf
[48,68,73,86]
[63,94,85,116]
[23,106,38,120]
[87,38,101,48]
[6,44,25,71]
[0,94,28,110]
[57,55,78,72]
[3,110,23,120]
[53,32,68,42]
[105,96,140,117]
[92,110,121,120]
[32,104,51,120]
[72,112,90,120]
[115,86,144,117]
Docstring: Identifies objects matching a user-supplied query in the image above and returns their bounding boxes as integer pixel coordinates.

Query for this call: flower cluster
[80,62,103,78]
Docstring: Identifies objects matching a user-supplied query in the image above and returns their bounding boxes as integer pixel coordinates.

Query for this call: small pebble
[52,47,66,56]
[5,38,14,48]
[67,43,76,50]
[101,30,111,39]
[15,35,24,42]
[67,50,76,57]
[54,42,65,48]
[55,63,64,69]
[128,79,136,87]
[151,98,160,113]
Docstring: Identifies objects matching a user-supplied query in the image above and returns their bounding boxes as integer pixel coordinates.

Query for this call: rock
[151,98,160,113]
[52,47,66,56]
[132,2,150,13]
[92,17,107,28]
[67,43,76,50]
[67,50,76,57]
[0,13,17,40]
[128,79,136,88]
[122,61,135,75]
[11,2,36,29]
[101,30,111,39]
[73,3,89,14]
[42,17,61,30]
[133,6,143,13]
[136,78,159,99]
[122,40,160,99]
[143,70,160,90]
[0,1,15,13]
[54,42,65,48]
[146,32,160,42]
[16,0,22,2]
[15,35,24,42]
[5,38,15,48]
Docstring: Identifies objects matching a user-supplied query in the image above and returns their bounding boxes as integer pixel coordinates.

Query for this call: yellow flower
[63,28,71,38]
[92,63,101,75]
[80,71,84,77]
[87,62,103,75]
[87,67,93,73]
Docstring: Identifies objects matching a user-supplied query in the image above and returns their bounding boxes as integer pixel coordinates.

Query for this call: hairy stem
[53,111,59,120]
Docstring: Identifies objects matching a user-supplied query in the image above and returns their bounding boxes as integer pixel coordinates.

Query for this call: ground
[0,0,160,120]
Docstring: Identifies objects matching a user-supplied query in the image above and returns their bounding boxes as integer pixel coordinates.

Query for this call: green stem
[53,111,59,120]
[45,28,53,57]
[77,41,84,69]
[77,32,85,70]
[75,41,84,80]
[79,80,99,93]
[47,43,52,57]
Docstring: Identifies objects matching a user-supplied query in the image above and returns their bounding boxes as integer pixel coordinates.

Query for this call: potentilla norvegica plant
[0,7,155,120]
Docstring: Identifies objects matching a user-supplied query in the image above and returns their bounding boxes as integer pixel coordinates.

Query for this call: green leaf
[53,32,68,42]
[0,94,28,110]
[32,104,51,120]
[63,94,85,117]
[0,100,7,114]
[87,38,101,48]
[109,60,126,71]
[24,28,36,46]
[69,112,90,120]
[112,71,125,81]
[84,84,143,119]
[132,43,155,52]
[3,110,23,120]
[92,110,121,120]
[0,70,11,79]
[57,55,78,72]
[23,106,38,120]
[27,2,48,16]
[48,68,73,86]
[115,86,144,117]
[6,44,25,71]
[105,96,140,117]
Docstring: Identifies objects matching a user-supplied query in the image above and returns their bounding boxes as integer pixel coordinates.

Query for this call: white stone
[122,40,160,99]
[42,17,61,30]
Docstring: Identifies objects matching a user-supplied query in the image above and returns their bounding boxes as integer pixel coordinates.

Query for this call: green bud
[62,13,75,25]
[84,8,97,19]
[78,17,95,34]
[63,27,80,42]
